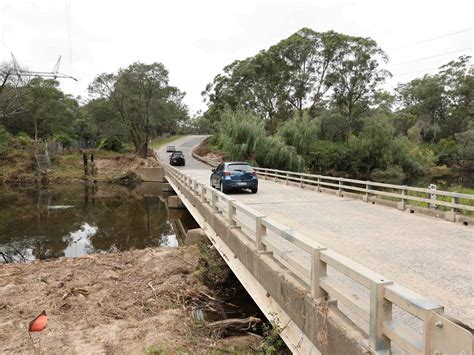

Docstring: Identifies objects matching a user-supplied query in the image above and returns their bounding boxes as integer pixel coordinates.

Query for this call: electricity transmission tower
[10,53,77,81]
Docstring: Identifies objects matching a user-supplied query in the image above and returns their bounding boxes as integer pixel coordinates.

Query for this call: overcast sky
[1,0,472,114]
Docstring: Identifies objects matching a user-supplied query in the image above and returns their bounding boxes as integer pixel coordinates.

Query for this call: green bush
[99,136,123,152]
[0,127,12,159]
[214,110,305,171]
[278,112,320,155]
[17,132,34,146]
[54,133,74,148]
[392,137,435,176]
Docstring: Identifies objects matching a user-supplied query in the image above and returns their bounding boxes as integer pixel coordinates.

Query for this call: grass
[150,135,183,149]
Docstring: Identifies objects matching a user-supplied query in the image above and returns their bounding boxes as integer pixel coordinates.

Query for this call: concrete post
[255,217,266,253]
[299,176,303,188]
[398,186,407,211]
[310,247,328,299]
[363,182,370,202]
[445,196,458,222]
[200,185,206,203]
[317,177,321,192]
[286,173,289,185]
[336,180,343,196]
[211,191,218,211]
[369,280,393,352]
[227,200,236,226]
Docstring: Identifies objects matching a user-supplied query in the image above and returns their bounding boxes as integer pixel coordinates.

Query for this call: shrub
[214,110,305,171]
[0,127,12,159]
[54,133,74,148]
[392,137,435,176]
[17,132,34,146]
[99,136,123,152]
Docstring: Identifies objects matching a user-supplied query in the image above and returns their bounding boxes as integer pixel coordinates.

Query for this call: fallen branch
[208,316,261,331]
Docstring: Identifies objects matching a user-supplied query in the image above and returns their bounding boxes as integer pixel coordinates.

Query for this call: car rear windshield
[227,164,252,172]
[172,152,183,157]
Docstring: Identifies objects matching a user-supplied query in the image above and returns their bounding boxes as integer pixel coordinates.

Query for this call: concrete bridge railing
[163,164,473,355]
[254,167,474,224]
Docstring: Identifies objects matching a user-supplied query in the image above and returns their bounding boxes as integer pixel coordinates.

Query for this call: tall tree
[328,36,390,139]
[89,62,188,157]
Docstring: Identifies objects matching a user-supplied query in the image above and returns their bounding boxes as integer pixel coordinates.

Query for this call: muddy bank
[0,246,265,353]
[1,149,159,185]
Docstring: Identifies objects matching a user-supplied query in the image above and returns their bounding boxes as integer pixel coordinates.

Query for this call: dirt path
[0,247,260,354]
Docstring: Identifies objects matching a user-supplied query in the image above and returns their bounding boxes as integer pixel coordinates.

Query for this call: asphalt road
[157,135,474,328]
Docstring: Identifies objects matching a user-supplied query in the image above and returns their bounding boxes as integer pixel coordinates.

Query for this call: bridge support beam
[168,195,185,209]
[185,228,206,245]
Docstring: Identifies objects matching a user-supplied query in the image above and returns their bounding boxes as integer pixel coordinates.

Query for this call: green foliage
[214,111,305,171]
[259,317,286,354]
[456,129,474,161]
[0,126,12,159]
[278,112,320,155]
[54,133,74,148]
[17,132,34,146]
[89,62,189,157]
[99,136,123,152]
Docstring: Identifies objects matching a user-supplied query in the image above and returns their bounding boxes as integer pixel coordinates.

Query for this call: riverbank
[0,148,160,185]
[0,246,264,353]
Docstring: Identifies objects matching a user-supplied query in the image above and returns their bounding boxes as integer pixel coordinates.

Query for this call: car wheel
[251,187,258,194]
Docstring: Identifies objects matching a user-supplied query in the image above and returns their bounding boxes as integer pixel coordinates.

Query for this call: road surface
[157,135,474,328]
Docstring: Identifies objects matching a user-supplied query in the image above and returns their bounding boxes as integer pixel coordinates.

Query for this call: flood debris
[0,246,264,353]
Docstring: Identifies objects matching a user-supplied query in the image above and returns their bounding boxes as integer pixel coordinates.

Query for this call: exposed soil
[0,247,261,354]
[193,138,224,165]
[1,150,159,185]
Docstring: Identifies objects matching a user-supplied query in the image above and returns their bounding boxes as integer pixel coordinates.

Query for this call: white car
[166,145,175,153]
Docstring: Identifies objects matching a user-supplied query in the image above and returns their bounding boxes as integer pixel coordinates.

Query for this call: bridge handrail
[253,167,474,213]
[163,163,473,354]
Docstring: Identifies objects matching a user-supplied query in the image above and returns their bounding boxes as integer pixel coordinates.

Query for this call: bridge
[149,135,473,354]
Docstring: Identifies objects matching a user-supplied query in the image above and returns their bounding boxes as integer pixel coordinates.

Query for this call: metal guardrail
[163,163,473,355]
[253,167,474,216]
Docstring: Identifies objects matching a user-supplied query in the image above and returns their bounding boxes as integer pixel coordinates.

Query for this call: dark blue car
[210,162,258,194]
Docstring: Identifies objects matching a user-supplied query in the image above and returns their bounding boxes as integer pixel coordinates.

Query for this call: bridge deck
[157,136,474,328]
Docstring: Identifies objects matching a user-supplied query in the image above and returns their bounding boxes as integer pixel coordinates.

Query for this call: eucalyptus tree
[89,62,188,157]
[327,36,390,139]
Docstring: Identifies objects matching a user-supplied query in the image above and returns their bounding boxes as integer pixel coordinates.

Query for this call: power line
[388,47,473,66]
[389,28,472,50]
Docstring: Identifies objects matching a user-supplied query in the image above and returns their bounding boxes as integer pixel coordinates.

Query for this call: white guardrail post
[227,199,236,226]
[311,247,328,299]
[255,216,266,253]
[369,279,393,351]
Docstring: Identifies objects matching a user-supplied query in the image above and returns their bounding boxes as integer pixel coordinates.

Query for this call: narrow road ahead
[157,135,474,327]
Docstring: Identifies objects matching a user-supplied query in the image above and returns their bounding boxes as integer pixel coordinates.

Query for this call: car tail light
[224,171,233,176]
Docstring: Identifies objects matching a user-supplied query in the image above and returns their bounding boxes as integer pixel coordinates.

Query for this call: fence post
[255,217,266,253]
[317,177,321,192]
[228,200,236,226]
[445,196,458,222]
[211,191,218,211]
[285,173,289,185]
[398,186,407,211]
[311,247,328,299]
[299,175,303,188]
[336,179,343,196]
[369,280,393,352]
[200,185,206,203]
[364,181,370,202]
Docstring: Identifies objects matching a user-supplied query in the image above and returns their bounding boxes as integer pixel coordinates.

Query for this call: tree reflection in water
[0,183,176,263]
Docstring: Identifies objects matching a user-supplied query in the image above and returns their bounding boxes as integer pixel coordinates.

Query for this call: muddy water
[0,183,197,263]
